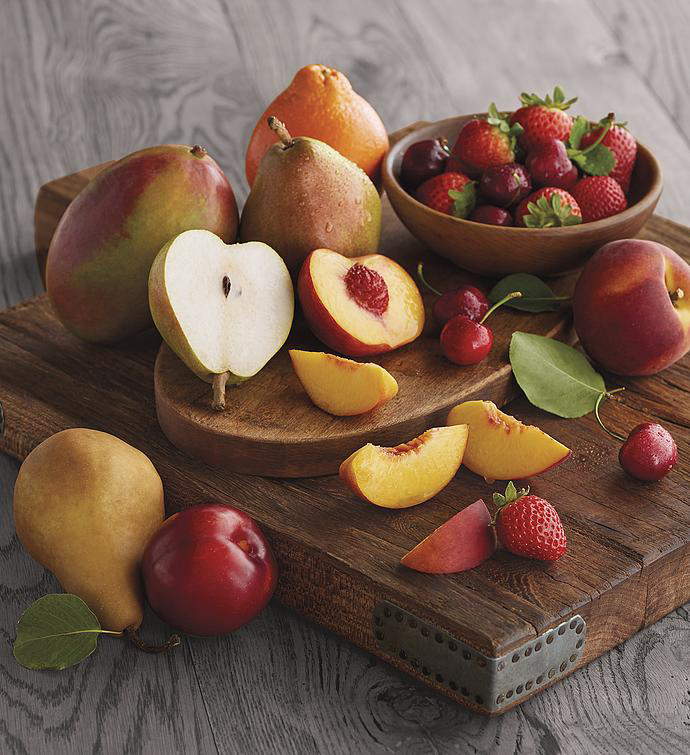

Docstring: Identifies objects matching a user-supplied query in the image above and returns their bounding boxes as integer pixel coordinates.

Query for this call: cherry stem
[480,291,522,324]
[594,387,627,442]
[267,116,293,148]
[125,627,182,655]
[416,262,443,297]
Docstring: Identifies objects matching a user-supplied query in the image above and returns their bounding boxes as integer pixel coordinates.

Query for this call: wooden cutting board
[36,158,575,476]
[1,161,686,715]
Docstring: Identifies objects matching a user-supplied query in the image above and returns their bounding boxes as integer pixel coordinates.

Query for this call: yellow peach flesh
[447,400,570,482]
[339,425,468,508]
[289,349,398,416]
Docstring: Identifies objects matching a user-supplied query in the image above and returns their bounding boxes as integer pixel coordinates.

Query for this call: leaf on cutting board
[14,594,104,670]
[488,273,566,312]
[509,332,605,418]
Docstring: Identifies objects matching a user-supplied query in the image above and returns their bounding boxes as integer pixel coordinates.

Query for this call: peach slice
[447,400,570,482]
[400,499,496,573]
[339,425,468,508]
[289,349,398,416]
[297,248,425,357]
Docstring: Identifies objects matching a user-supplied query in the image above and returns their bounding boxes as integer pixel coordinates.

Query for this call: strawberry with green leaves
[509,86,576,151]
[579,114,637,193]
[493,482,567,561]
[566,114,617,177]
[515,187,582,228]
[447,104,523,178]
[415,171,476,218]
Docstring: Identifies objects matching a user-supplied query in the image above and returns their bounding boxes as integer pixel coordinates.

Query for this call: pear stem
[267,116,293,148]
[212,372,230,411]
[125,627,182,655]
[594,388,627,442]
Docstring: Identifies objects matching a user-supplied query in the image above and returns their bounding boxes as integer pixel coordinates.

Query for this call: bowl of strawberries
[382,87,662,277]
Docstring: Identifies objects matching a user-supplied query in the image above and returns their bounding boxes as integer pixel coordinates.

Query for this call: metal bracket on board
[373,600,586,714]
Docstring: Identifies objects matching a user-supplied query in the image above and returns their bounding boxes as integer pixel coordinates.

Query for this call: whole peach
[573,239,690,376]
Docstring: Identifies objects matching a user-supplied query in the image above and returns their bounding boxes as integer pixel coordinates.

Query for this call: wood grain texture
[0,214,688,714]
[1,0,689,751]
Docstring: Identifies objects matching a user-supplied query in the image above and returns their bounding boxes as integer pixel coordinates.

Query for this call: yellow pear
[13,429,164,631]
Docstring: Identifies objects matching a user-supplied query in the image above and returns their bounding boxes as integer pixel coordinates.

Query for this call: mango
[46,144,239,343]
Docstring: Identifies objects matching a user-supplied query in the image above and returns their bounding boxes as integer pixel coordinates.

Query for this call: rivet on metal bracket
[373,600,587,714]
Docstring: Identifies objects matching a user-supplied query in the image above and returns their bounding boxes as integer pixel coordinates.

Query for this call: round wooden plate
[154,148,575,477]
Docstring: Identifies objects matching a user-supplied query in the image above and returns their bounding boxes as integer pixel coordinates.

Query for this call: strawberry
[514,187,582,228]
[416,172,476,218]
[447,104,523,178]
[579,115,637,193]
[493,482,566,561]
[510,86,577,151]
[571,176,627,222]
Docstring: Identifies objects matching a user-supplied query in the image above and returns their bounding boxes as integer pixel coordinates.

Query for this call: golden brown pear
[239,118,381,274]
[13,429,164,631]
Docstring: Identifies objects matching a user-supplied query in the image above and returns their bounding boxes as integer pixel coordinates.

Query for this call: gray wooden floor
[1,1,689,753]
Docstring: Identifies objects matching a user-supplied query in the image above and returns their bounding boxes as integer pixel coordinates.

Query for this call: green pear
[148,229,294,410]
[13,429,164,632]
[239,117,382,274]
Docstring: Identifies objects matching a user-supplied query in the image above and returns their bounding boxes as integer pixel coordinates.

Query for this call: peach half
[339,425,468,508]
[297,248,425,357]
[400,499,496,574]
[289,349,398,416]
[447,400,570,482]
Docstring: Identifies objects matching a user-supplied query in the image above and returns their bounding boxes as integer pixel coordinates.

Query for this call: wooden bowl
[382,116,663,277]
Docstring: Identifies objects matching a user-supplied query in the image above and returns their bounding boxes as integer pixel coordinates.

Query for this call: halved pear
[149,230,294,409]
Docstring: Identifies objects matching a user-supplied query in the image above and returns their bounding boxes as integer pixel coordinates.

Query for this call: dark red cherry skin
[618,422,678,481]
[440,315,493,365]
[526,139,579,190]
[470,205,513,226]
[433,285,489,325]
[479,163,531,207]
[400,138,450,191]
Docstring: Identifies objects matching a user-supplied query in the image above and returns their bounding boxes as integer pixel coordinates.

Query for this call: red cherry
[433,285,489,324]
[400,138,450,191]
[619,422,678,481]
[470,205,513,226]
[478,162,531,207]
[440,315,493,365]
[525,139,578,190]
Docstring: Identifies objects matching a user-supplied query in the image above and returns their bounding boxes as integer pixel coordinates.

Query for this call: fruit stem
[480,291,522,324]
[190,145,207,158]
[416,262,443,297]
[268,116,293,148]
[125,627,182,654]
[579,115,613,155]
[594,388,627,442]
[670,287,684,305]
[212,372,230,411]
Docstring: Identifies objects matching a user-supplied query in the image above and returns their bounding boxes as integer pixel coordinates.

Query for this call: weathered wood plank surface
[0,0,688,753]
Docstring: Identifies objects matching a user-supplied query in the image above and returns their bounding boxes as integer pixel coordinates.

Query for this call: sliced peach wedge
[447,400,570,482]
[401,499,496,574]
[339,425,468,508]
[289,349,398,416]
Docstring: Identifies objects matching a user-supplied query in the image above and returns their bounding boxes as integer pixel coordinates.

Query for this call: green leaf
[448,183,476,219]
[14,594,104,670]
[509,332,606,418]
[522,193,582,228]
[568,115,589,150]
[489,273,567,312]
[572,144,616,176]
